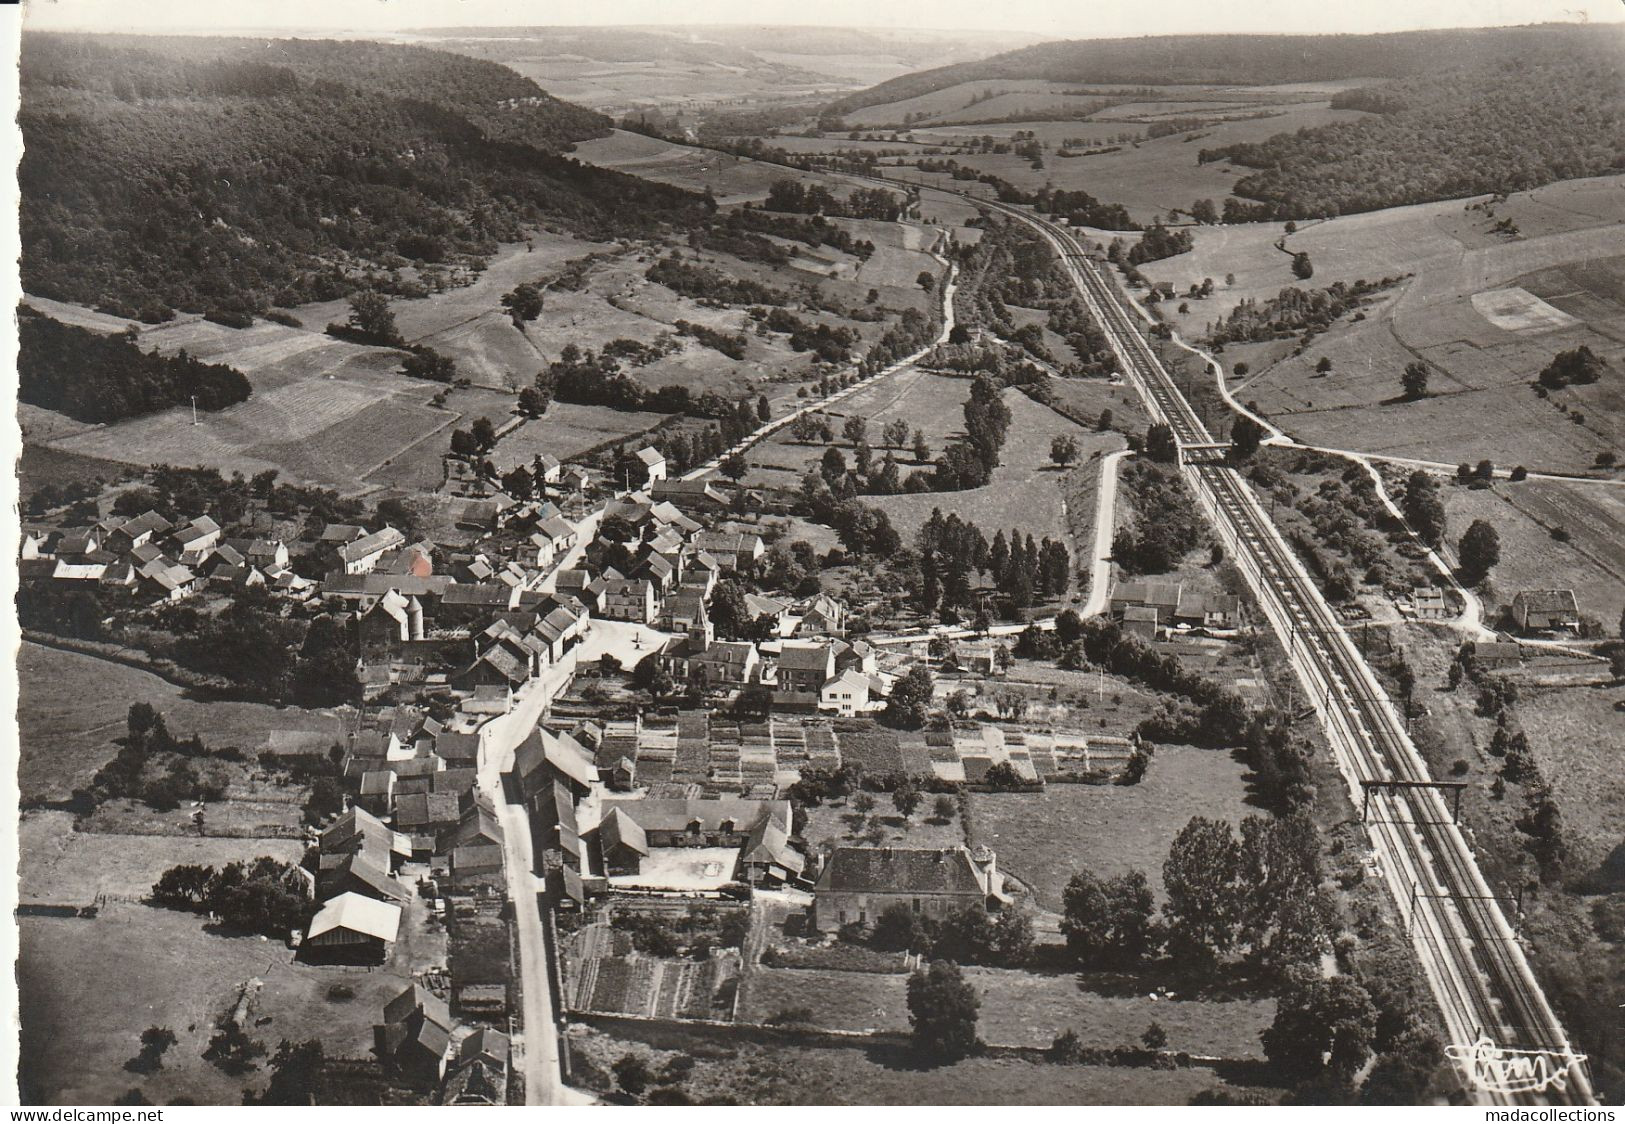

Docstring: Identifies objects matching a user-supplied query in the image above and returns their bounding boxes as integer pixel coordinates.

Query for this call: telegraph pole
[191,396,199,426]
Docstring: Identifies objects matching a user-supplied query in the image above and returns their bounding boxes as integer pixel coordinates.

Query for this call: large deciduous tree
[906,960,980,1062]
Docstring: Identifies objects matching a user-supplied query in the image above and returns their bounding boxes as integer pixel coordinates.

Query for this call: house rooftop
[818,845,988,896]
[307,892,401,942]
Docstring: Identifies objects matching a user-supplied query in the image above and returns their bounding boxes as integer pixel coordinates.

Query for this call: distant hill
[20,33,709,317]
[397,25,1046,112]
[830,23,1625,220]
[1206,30,1625,219]
[827,23,1618,115]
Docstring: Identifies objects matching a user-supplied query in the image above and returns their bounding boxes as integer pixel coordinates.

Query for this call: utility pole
[190,396,199,426]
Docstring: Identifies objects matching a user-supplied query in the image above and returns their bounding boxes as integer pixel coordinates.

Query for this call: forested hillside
[20,33,710,317]
[827,23,1619,114]
[1201,37,1625,218]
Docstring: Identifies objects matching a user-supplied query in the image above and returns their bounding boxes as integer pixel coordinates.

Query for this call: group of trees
[1112,460,1205,575]
[1400,470,1447,549]
[76,703,230,812]
[645,253,791,308]
[751,307,860,363]
[501,280,545,327]
[541,342,755,418]
[153,593,361,706]
[672,318,749,360]
[1060,813,1328,976]
[1537,345,1608,390]
[1121,223,1194,266]
[1039,186,1138,231]
[1457,518,1500,584]
[1200,278,1397,348]
[1246,449,1403,599]
[151,855,310,938]
[872,901,1034,968]
[797,475,903,560]
[19,307,252,424]
[763,178,906,221]
[916,509,1070,618]
[714,205,877,262]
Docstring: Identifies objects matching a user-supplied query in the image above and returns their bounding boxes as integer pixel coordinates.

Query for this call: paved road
[474,657,583,1106]
[1079,449,1130,619]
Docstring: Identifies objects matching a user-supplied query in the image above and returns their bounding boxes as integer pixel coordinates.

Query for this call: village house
[1173,588,1241,629]
[358,769,397,818]
[796,593,848,637]
[812,845,1008,931]
[594,796,803,888]
[1121,604,1160,640]
[514,727,599,801]
[1409,585,1450,621]
[1468,640,1523,670]
[304,892,401,962]
[225,537,289,570]
[317,852,411,906]
[634,445,667,484]
[743,593,794,637]
[691,640,760,690]
[442,1028,510,1106]
[108,510,172,552]
[1109,579,1184,625]
[658,591,711,639]
[649,477,727,511]
[168,515,222,565]
[375,984,455,1086]
[600,578,657,623]
[819,667,874,716]
[774,641,837,705]
[692,530,765,572]
[534,453,563,485]
[325,526,406,576]
[1510,589,1581,633]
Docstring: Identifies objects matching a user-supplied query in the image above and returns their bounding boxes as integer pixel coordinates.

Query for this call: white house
[819,668,874,716]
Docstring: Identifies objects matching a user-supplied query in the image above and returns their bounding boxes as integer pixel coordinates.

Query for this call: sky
[21,0,1625,38]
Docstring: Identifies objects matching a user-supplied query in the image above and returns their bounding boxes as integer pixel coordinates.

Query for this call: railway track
[910,181,1594,1105]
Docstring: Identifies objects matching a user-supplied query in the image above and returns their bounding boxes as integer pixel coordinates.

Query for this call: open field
[20,892,441,1105]
[25,203,943,496]
[799,799,967,855]
[570,129,847,205]
[1440,479,1625,629]
[965,966,1274,1057]
[870,390,1094,544]
[856,92,1370,224]
[26,299,451,494]
[740,366,969,492]
[19,811,305,905]
[17,643,344,803]
[1516,679,1625,880]
[488,403,675,475]
[738,966,909,1032]
[567,1024,1267,1105]
[968,747,1257,911]
[1138,176,1625,473]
